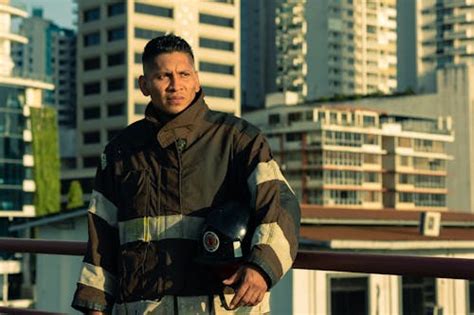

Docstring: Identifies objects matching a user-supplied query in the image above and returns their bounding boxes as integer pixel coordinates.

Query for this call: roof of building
[300,204,474,250]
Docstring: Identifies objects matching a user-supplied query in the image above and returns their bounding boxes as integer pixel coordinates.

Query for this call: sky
[13,0,76,30]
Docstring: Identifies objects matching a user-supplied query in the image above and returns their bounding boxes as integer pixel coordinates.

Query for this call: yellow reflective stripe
[118,215,205,245]
[251,222,293,275]
[77,262,116,295]
[88,190,118,228]
[247,160,295,204]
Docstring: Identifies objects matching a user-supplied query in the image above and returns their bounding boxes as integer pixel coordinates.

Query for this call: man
[72,34,300,314]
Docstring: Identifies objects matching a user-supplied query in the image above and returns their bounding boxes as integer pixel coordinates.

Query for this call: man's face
[139,52,200,115]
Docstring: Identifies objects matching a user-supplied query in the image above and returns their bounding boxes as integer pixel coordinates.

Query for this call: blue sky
[13,0,76,29]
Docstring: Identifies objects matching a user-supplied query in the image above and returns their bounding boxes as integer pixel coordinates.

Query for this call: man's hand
[222,265,268,309]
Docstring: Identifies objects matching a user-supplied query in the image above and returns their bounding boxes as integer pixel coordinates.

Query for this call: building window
[135,27,165,39]
[108,3,125,16]
[134,52,142,64]
[288,112,303,123]
[402,277,436,315]
[107,78,125,92]
[135,103,147,115]
[268,114,280,125]
[134,2,173,17]
[202,86,234,99]
[107,103,124,117]
[83,82,100,95]
[83,56,101,71]
[199,61,234,74]
[83,156,100,168]
[398,137,412,148]
[468,280,474,314]
[108,27,125,42]
[199,13,233,27]
[363,115,376,127]
[107,51,125,66]
[199,38,234,51]
[83,32,100,47]
[83,7,100,22]
[83,131,100,144]
[83,107,101,120]
[330,276,368,315]
[286,133,302,142]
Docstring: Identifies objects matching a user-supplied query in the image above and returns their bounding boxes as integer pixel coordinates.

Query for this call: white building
[275,0,397,102]
[398,0,474,93]
[247,65,474,214]
[271,205,474,315]
[69,0,241,200]
[0,0,54,308]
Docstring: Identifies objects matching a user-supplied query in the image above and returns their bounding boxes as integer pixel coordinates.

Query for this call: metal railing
[0,237,473,313]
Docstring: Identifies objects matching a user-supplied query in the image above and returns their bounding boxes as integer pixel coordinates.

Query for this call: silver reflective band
[78,262,117,295]
[118,215,205,245]
[247,160,295,205]
[88,190,118,228]
[251,222,293,274]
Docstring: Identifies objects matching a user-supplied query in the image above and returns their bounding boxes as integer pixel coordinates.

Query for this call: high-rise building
[71,0,241,195]
[398,0,474,93]
[240,0,277,109]
[11,8,76,128]
[275,0,397,102]
[0,1,54,218]
[244,100,453,211]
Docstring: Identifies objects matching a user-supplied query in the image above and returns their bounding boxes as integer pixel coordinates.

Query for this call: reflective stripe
[251,222,293,275]
[247,160,294,204]
[77,262,116,295]
[113,293,270,314]
[118,215,205,245]
[88,190,118,228]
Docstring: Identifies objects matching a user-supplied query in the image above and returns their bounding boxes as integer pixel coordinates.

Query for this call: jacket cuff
[71,283,115,313]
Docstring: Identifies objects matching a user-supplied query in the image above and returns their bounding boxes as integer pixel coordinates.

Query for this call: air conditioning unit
[419,211,441,237]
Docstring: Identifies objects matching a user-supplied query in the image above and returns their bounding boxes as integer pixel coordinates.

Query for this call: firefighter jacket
[71,91,301,313]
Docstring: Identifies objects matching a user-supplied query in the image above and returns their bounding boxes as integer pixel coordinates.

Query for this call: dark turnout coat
[71,92,300,313]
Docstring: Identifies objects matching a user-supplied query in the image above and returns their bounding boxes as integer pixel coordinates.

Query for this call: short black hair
[142,34,195,68]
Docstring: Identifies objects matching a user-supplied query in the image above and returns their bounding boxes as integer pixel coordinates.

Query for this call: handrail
[0,237,473,280]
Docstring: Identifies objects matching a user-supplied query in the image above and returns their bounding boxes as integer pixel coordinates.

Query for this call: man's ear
[138,75,150,96]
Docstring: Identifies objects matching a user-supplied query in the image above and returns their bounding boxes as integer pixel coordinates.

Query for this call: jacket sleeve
[237,128,301,288]
[71,149,120,312]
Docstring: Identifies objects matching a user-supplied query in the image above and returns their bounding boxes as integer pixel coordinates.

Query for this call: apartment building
[12,8,77,128]
[275,0,397,102]
[240,0,277,109]
[398,0,474,92]
[0,1,54,218]
[244,101,453,211]
[70,0,240,196]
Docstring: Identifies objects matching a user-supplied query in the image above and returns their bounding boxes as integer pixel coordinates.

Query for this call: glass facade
[0,87,32,211]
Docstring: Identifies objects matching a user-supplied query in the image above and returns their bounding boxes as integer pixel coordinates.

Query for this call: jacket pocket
[118,169,150,218]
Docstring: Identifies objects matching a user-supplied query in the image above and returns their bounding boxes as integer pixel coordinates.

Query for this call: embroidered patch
[101,153,107,170]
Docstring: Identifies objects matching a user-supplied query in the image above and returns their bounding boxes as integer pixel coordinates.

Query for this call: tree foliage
[66,180,84,209]
[30,106,60,216]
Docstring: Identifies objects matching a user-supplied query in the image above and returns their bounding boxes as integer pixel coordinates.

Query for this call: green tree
[67,180,84,209]
[30,107,60,216]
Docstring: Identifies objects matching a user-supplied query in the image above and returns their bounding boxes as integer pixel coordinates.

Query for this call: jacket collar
[144,90,209,149]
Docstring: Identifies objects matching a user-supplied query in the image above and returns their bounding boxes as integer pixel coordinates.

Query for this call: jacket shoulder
[104,119,150,154]
[204,110,261,140]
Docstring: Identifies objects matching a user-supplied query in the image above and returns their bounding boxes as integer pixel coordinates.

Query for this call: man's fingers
[229,282,249,309]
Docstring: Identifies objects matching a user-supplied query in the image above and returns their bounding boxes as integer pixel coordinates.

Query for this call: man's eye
[181,72,190,77]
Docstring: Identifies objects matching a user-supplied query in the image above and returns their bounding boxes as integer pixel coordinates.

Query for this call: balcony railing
[0,237,473,313]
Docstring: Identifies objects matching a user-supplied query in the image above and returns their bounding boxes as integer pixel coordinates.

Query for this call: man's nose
[168,75,181,90]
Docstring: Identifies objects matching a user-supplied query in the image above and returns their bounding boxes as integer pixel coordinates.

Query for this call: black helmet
[196,200,252,266]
